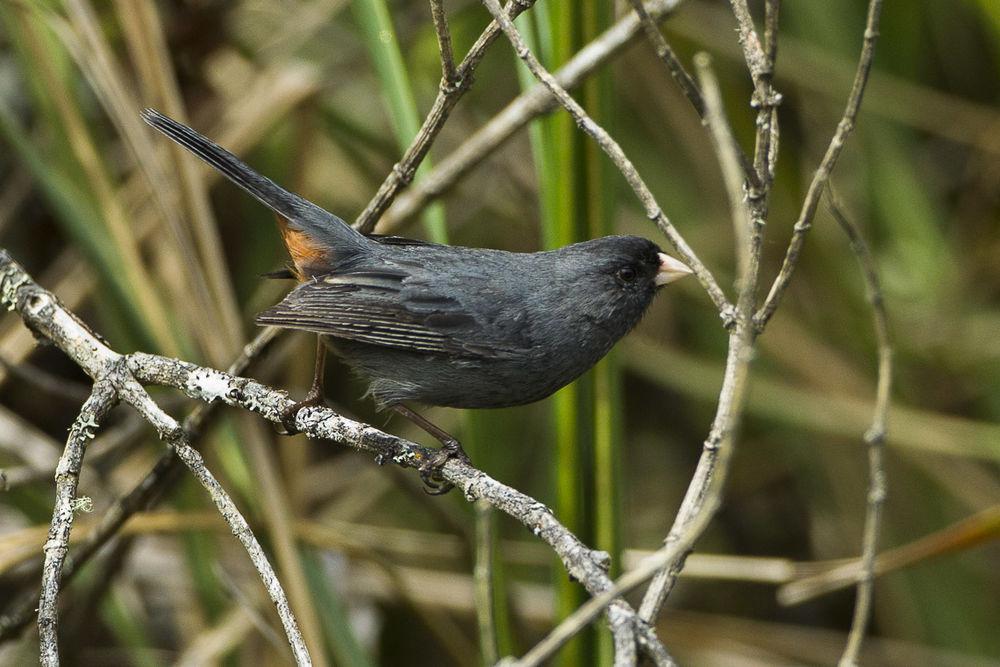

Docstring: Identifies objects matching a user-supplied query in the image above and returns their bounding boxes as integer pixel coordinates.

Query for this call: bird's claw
[418,439,470,495]
[278,392,324,435]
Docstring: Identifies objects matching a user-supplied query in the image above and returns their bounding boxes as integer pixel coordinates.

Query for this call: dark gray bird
[142,108,692,491]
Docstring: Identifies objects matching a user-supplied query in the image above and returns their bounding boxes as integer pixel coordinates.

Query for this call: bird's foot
[278,390,324,435]
[418,438,471,495]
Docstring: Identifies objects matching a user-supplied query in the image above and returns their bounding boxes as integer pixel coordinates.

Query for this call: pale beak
[655,253,693,286]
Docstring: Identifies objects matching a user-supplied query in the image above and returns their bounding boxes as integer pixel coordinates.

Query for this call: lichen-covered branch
[0,248,669,664]
[37,381,117,666]
[0,250,311,666]
[0,329,279,643]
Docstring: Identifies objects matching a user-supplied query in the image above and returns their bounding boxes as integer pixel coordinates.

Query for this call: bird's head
[553,235,692,339]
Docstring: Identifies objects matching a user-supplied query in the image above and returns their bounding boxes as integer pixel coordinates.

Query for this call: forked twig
[0,260,312,665]
[0,327,281,642]
[379,0,685,232]
[481,0,732,319]
[637,51,760,630]
[755,0,883,329]
[114,375,312,665]
[353,0,540,233]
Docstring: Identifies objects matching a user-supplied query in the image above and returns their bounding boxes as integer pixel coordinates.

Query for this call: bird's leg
[279,337,327,434]
[390,404,470,495]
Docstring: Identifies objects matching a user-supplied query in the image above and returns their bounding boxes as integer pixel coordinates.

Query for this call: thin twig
[473,499,499,665]
[727,0,769,91]
[762,0,780,73]
[827,193,890,667]
[698,53,755,284]
[724,0,781,292]
[755,0,883,329]
[428,0,457,84]
[638,53,759,627]
[481,0,731,319]
[353,0,539,233]
[625,0,705,117]
[624,0,761,192]
[37,380,118,666]
[375,0,685,233]
[751,0,781,195]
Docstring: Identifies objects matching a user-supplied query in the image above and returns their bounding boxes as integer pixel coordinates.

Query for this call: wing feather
[255,274,525,359]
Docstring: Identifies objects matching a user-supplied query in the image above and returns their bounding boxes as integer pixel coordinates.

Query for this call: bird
[141,108,692,492]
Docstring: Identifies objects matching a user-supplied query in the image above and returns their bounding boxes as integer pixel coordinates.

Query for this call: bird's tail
[141,108,367,254]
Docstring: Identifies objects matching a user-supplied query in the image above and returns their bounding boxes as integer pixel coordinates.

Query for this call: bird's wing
[255,268,528,359]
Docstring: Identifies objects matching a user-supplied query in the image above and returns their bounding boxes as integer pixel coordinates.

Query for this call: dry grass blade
[12,10,182,357]
[113,0,244,347]
[778,505,1000,606]
[57,0,228,363]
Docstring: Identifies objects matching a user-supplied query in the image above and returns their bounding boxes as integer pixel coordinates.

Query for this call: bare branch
[378,0,684,232]
[751,1,781,190]
[755,0,883,328]
[481,0,732,319]
[0,248,669,663]
[37,381,118,666]
[428,0,457,84]
[113,375,312,666]
[0,257,312,664]
[727,0,770,91]
[638,53,759,627]
[762,0,780,69]
[0,327,281,643]
[626,0,705,118]
[353,0,539,233]
[827,193,890,667]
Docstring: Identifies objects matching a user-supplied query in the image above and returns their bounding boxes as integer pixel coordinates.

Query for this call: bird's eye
[616,266,637,284]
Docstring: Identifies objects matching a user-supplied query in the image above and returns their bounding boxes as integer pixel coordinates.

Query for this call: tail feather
[141,108,366,250]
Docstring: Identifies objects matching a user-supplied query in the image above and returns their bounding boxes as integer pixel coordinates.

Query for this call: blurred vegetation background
[0,0,997,665]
